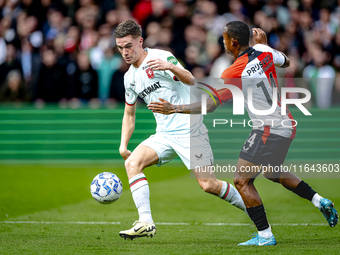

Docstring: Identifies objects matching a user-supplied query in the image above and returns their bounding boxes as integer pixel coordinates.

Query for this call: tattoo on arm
[173,96,220,114]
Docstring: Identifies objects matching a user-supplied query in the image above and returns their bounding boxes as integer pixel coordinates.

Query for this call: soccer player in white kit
[114,20,246,240]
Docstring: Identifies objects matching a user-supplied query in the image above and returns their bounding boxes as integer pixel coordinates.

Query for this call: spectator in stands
[313,7,337,49]
[20,38,41,93]
[109,59,128,103]
[96,46,121,102]
[35,47,68,103]
[0,43,23,88]
[70,51,98,104]
[0,0,337,109]
[1,0,21,23]
[43,4,68,43]
[170,2,190,58]
[303,45,336,109]
[0,69,30,102]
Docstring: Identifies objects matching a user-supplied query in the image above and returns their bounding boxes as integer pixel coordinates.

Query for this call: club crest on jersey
[146,68,154,79]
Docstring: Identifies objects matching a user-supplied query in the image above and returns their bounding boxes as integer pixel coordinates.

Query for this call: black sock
[292,181,316,201]
[246,205,269,231]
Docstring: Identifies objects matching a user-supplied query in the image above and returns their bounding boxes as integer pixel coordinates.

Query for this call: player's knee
[124,158,142,177]
[233,177,250,191]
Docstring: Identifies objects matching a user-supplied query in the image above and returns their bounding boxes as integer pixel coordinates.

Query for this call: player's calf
[194,166,246,212]
[262,168,301,191]
[197,178,221,194]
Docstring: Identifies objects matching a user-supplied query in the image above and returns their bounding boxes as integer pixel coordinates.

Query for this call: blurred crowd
[0,0,339,108]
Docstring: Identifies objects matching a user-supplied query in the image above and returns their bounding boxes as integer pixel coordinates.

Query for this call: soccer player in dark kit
[148,21,338,246]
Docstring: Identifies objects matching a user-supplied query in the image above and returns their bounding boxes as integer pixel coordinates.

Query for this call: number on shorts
[243,133,257,151]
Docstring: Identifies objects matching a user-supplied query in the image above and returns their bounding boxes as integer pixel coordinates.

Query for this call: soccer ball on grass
[90,172,123,204]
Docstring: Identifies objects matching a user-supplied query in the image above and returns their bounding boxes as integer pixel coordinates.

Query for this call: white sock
[312,193,323,209]
[219,181,247,213]
[258,226,273,238]
[129,173,153,223]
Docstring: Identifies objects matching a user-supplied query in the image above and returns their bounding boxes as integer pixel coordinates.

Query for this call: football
[90,172,123,204]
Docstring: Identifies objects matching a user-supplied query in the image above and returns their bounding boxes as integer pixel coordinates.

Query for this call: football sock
[247,205,272,238]
[258,227,273,239]
[129,173,153,224]
[292,181,317,201]
[312,193,323,209]
[219,181,246,212]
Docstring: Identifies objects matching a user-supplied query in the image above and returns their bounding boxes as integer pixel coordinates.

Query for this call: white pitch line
[271,223,328,226]
[157,222,190,225]
[0,221,328,226]
[0,221,121,225]
[203,223,328,226]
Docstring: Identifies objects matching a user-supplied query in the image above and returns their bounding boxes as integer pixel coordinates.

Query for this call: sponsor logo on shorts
[195,154,203,159]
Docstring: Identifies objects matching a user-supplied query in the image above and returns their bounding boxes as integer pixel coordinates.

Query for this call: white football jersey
[124,48,207,137]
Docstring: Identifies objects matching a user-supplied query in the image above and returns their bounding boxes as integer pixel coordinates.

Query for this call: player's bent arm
[147,58,195,85]
[174,96,220,113]
[119,104,136,160]
[168,64,195,85]
[148,96,219,114]
[277,51,290,68]
[252,28,290,68]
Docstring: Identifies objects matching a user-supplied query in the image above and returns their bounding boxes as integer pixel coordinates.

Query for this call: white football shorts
[141,133,214,169]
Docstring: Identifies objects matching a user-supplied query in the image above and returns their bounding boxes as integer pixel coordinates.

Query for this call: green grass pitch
[1,162,339,254]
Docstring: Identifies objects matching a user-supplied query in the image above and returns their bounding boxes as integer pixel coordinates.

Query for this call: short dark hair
[224,21,250,46]
[114,19,142,39]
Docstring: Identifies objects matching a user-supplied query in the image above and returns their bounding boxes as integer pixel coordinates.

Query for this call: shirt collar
[237,47,254,59]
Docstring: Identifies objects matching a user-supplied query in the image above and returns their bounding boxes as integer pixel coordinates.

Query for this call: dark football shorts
[239,129,293,167]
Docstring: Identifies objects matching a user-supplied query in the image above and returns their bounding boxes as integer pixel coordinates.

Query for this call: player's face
[116,35,143,65]
[222,29,234,57]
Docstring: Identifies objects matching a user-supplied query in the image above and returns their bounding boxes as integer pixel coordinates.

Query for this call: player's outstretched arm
[119,104,136,160]
[252,28,290,68]
[148,96,220,115]
[147,59,195,85]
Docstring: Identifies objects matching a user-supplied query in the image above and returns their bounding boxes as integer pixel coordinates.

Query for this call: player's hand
[147,59,171,71]
[119,148,132,160]
[147,98,176,115]
[252,28,267,45]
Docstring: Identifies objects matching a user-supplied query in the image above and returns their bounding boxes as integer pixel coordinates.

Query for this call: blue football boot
[238,233,277,246]
[319,198,339,227]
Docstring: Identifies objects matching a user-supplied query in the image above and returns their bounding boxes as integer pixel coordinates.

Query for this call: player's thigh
[169,133,214,170]
[140,134,178,167]
[239,129,292,168]
[262,137,293,180]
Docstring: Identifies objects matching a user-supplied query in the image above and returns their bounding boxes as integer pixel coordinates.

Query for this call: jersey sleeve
[161,52,184,81]
[216,57,246,103]
[124,74,138,106]
[253,44,286,67]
